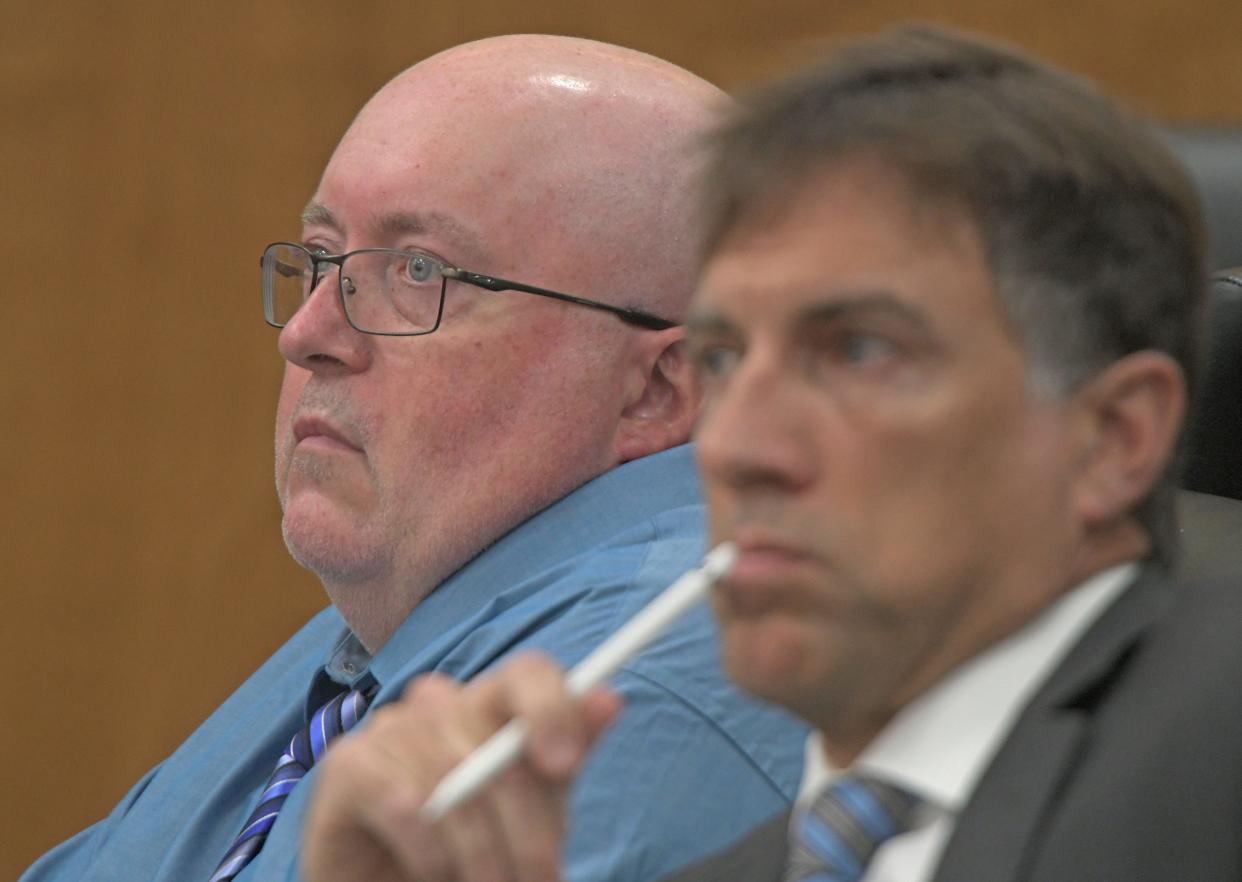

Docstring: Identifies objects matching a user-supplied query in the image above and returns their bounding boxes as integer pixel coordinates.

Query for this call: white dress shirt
[792,563,1138,882]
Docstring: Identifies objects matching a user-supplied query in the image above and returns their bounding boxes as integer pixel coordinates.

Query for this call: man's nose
[277,265,371,375]
[695,352,817,495]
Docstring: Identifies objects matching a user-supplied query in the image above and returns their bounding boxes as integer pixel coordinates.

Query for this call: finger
[579,686,625,741]
[308,672,502,882]
[485,757,570,882]
[461,659,624,882]
[477,685,624,882]
[416,674,530,882]
[303,720,450,882]
[391,660,621,882]
[472,652,586,778]
[435,790,516,882]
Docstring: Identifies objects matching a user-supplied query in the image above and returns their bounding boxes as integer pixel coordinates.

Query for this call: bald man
[298,25,1242,882]
[20,36,805,882]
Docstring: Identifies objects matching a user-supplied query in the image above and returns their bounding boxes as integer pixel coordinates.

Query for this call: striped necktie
[208,686,376,882]
[783,775,921,882]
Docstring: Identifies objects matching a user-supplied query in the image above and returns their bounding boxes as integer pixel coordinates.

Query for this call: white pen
[420,541,739,822]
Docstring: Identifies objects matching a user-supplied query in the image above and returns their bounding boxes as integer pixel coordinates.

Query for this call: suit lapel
[930,567,1173,882]
[660,810,790,882]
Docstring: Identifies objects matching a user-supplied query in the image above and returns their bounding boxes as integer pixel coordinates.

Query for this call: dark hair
[699,23,1207,565]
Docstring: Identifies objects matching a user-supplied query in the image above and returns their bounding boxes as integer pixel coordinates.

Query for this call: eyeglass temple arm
[444,267,677,331]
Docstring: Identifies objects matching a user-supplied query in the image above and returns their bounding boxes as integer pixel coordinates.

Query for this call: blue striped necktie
[783,775,921,882]
[208,686,376,882]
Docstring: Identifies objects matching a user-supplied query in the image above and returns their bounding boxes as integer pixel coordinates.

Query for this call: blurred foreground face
[691,159,1083,751]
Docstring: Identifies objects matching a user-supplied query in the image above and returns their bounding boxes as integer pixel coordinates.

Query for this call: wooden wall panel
[4,0,1240,877]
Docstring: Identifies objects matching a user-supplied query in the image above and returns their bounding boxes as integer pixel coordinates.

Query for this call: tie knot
[785,775,921,882]
[288,686,376,767]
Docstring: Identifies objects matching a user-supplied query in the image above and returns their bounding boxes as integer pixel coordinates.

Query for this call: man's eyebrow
[373,210,485,257]
[794,292,933,330]
[685,291,932,335]
[301,201,339,230]
[298,202,485,260]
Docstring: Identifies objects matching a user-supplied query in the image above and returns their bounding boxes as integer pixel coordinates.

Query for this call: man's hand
[302,652,623,882]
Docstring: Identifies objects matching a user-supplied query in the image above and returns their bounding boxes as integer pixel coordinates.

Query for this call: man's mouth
[292,415,364,453]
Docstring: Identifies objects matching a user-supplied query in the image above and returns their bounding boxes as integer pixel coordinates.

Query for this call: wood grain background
[5,1,1241,877]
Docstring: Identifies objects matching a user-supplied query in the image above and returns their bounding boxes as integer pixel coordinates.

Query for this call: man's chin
[281,509,386,587]
[721,616,820,701]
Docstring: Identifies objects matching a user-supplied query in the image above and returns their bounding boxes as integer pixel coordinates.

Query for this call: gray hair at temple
[696,23,1207,566]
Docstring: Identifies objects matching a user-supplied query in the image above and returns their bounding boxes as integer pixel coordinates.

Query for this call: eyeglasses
[260,242,676,336]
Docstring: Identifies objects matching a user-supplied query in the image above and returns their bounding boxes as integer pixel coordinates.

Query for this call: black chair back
[1181,269,1242,501]
[1164,128,1242,269]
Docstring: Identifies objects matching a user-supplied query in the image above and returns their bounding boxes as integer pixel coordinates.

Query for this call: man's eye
[691,343,742,379]
[837,332,899,364]
[404,254,438,284]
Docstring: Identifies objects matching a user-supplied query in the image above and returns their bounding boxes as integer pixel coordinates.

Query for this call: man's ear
[614,327,700,463]
[1071,350,1186,528]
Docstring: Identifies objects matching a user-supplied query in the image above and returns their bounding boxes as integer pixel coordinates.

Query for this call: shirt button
[341,661,357,676]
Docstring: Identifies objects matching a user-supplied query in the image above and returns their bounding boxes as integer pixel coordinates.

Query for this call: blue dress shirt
[21,445,807,882]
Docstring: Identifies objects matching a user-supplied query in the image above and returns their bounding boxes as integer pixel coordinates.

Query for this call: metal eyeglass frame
[261,242,677,336]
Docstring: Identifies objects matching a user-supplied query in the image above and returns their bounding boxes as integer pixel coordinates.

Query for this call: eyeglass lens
[261,244,445,334]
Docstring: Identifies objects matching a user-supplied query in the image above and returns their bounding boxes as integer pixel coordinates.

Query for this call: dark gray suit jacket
[661,564,1242,881]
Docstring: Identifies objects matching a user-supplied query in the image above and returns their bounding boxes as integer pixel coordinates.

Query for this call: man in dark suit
[298,25,1242,882]
[663,24,1242,882]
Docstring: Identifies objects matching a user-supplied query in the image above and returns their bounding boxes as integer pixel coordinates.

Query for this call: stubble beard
[279,451,393,590]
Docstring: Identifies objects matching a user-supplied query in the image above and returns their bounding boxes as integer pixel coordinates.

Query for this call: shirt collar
[797,562,1139,813]
[362,444,702,688]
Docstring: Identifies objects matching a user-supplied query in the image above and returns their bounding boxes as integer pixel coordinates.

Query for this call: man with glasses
[20,35,805,882]
[300,24,1242,882]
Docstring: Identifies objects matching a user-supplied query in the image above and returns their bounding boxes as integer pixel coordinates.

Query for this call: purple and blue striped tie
[208,686,375,882]
[783,775,920,882]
